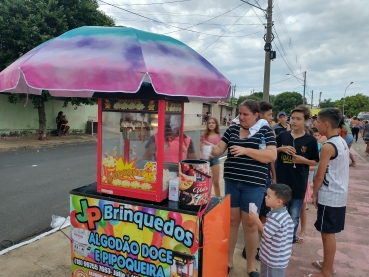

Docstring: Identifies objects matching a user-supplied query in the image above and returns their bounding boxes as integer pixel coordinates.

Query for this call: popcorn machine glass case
[97,98,184,202]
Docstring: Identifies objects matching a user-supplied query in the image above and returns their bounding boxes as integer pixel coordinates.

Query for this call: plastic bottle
[259,136,266,150]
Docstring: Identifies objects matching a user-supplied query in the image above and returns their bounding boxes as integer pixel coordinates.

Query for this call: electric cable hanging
[99,0,191,6]
[98,0,251,38]
[164,2,246,35]
[200,6,252,53]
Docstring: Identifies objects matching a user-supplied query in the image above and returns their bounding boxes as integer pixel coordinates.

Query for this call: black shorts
[314,204,346,234]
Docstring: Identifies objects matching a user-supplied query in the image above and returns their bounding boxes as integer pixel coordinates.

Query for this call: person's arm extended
[277,145,296,155]
[209,140,228,157]
[230,145,277,163]
[271,162,277,183]
[249,212,264,234]
[292,140,319,166]
[292,154,318,166]
[312,143,336,208]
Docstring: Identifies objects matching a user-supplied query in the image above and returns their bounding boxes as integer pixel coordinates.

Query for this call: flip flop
[296,236,305,243]
[312,260,336,274]
[248,271,260,277]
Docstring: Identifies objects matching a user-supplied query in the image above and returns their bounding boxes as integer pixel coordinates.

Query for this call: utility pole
[319,92,322,107]
[311,90,313,109]
[262,0,273,103]
[303,71,306,105]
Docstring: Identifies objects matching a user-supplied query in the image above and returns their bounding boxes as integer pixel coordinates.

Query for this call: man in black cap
[272,111,291,135]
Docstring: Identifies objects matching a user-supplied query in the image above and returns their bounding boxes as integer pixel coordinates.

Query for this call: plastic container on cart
[178,159,212,211]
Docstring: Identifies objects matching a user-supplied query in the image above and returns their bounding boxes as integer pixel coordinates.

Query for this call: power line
[200,6,252,53]
[200,30,264,52]
[164,2,246,35]
[99,0,191,6]
[272,26,298,74]
[273,0,301,73]
[272,41,300,81]
[113,18,262,26]
[105,10,262,17]
[98,0,251,38]
[237,76,297,88]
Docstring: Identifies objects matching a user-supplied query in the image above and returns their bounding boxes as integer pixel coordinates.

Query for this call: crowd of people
[201,100,355,277]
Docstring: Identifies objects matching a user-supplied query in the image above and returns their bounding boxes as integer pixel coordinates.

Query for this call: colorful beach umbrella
[0,26,231,101]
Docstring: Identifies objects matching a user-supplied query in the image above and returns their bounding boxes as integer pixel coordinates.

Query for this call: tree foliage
[236,92,275,107]
[319,98,336,109]
[272,91,305,114]
[0,0,114,139]
[335,94,369,117]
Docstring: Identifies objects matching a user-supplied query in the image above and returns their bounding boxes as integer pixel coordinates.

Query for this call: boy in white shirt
[304,108,349,277]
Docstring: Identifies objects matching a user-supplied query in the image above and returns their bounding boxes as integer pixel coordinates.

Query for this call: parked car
[230,116,239,125]
[358,112,369,120]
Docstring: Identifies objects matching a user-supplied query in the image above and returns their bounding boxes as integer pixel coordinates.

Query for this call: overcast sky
[98,0,369,105]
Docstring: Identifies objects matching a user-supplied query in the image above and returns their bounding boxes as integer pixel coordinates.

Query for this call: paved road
[0,129,226,245]
[0,142,97,245]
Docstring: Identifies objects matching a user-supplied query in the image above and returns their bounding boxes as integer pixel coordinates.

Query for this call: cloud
[99,0,369,104]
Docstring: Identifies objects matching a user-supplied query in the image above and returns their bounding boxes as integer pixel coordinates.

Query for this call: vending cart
[97,97,186,202]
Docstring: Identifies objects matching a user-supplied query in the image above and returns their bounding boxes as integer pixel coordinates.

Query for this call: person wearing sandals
[206,100,277,277]
[249,184,294,277]
[276,106,320,245]
[297,128,322,244]
[303,108,349,277]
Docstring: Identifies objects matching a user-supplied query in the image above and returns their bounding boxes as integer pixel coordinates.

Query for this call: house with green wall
[0,95,98,134]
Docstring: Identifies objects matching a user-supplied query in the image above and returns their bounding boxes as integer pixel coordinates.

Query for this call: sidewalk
[0,148,368,276]
[0,133,97,152]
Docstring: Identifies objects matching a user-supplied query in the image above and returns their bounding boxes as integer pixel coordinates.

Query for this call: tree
[335,94,369,117]
[273,91,305,115]
[225,97,238,107]
[0,0,114,139]
[236,92,275,106]
[319,98,336,109]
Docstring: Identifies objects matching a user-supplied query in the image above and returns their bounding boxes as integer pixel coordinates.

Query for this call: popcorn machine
[97,98,187,202]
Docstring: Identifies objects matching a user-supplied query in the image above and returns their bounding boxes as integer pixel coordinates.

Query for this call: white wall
[184,102,203,127]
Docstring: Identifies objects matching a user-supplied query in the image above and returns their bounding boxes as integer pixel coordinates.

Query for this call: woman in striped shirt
[207,100,277,277]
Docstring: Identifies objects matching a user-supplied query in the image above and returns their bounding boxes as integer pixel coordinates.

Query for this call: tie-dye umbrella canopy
[0,26,231,101]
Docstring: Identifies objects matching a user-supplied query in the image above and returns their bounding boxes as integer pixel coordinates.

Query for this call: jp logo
[75,199,102,230]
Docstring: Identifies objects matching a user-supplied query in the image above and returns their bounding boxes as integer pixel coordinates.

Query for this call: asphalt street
[0,129,224,246]
[0,142,97,245]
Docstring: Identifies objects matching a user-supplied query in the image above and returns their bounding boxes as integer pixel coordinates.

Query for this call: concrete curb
[0,223,70,256]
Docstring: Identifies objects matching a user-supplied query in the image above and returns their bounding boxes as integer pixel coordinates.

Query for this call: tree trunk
[37,101,47,140]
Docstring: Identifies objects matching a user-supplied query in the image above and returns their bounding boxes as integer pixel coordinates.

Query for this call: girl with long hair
[200,117,222,196]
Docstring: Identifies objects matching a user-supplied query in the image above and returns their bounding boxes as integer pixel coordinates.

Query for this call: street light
[342,82,353,116]
[286,71,307,105]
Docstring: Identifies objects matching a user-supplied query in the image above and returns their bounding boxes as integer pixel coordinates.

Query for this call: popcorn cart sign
[101,156,157,192]
[70,195,200,277]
